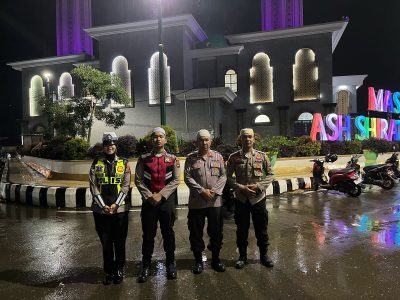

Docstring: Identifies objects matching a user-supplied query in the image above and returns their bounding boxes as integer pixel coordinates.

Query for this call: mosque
[8,0,367,145]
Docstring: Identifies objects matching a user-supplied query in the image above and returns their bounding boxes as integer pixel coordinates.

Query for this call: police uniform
[89,145,131,281]
[135,150,180,268]
[184,149,227,269]
[226,148,274,264]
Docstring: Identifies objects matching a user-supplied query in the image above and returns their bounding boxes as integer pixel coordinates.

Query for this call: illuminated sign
[310,113,400,141]
[368,87,400,113]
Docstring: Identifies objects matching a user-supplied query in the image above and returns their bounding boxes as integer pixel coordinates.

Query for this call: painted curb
[0,178,312,209]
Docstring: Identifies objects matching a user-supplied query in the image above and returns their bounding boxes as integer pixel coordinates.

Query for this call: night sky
[0,0,399,145]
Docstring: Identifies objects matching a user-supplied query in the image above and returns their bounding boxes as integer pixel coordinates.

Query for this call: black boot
[211,260,225,272]
[138,262,150,283]
[235,255,248,269]
[166,261,177,280]
[260,255,274,268]
[211,252,225,272]
[192,252,203,274]
[113,268,124,284]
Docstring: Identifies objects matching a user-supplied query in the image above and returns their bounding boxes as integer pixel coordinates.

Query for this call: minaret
[261,0,303,31]
[56,0,93,56]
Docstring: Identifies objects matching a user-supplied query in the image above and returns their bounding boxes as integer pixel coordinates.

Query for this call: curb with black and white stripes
[0,177,312,208]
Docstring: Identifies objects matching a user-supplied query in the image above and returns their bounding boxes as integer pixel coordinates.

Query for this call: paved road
[1,186,400,299]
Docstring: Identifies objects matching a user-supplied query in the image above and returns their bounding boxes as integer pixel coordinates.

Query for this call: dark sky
[0,0,399,144]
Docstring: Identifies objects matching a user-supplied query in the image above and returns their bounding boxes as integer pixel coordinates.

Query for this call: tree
[36,93,71,140]
[70,65,130,143]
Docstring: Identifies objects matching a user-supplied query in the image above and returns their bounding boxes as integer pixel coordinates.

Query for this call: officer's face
[103,144,116,155]
[240,134,254,149]
[198,136,211,153]
[152,132,167,149]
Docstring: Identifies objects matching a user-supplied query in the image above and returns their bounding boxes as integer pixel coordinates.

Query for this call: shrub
[278,144,298,158]
[41,136,71,159]
[362,138,392,154]
[179,140,197,156]
[135,138,150,156]
[212,136,224,148]
[216,143,238,161]
[344,140,362,154]
[88,143,103,159]
[117,134,137,158]
[30,142,43,158]
[295,136,321,157]
[320,141,346,155]
[264,136,295,156]
[62,138,90,160]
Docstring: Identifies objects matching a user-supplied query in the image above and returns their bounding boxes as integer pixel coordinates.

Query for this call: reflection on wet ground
[1,186,400,299]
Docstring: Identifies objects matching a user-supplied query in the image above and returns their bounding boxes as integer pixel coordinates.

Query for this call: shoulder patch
[176,158,181,168]
[141,153,151,159]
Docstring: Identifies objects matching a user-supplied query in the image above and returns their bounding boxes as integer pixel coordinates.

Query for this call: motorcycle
[311,154,362,197]
[385,153,400,179]
[346,154,395,190]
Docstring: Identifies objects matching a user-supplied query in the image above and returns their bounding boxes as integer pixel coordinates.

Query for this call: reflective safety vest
[94,158,125,194]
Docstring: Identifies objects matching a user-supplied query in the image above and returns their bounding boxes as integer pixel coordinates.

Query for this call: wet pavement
[1,187,400,299]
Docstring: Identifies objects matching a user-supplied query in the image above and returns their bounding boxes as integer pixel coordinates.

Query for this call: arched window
[336,90,350,115]
[293,48,319,101]
[111,56,132,107]
[298,112,313,121]
[294,112,314,136]
[225,69,237,92]
[58,72,74,99]
[254,114,271,124]
[250,53,273,104]
[29,75,45,116]
[148,52,171,105]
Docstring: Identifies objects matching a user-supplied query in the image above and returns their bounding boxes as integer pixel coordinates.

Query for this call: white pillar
[177,185,189,205]
[32,186,44,206]
[85,188,92,208]
[65,188,77,208]
[19,185,29,204]
[47,187,59,207]
[131,187,142,207]
[10,184,19,202]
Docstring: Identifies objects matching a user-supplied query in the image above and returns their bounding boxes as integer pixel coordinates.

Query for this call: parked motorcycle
[346,155,395,190]
[311,154,362,197]
[385,153,400,179]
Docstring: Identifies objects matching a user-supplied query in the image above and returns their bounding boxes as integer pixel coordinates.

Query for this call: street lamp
[158,0,166,125]
[43,73,51,96]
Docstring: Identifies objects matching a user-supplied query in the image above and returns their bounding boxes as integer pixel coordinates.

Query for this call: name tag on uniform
[253,162,263,169]
[253,162,263,177]
[211,161,220,168]
[211,168,220,176]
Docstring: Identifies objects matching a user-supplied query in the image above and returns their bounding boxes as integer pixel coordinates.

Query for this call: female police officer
[89,132,131,285]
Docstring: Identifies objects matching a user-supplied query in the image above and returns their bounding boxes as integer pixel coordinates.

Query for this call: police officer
[226,128,274,269]
[184,129,227,274]
[135,127,180,283]
[89,132,131,285]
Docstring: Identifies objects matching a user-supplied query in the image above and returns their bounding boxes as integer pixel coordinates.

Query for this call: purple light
[56,0,93,56]
[261,0,303,31]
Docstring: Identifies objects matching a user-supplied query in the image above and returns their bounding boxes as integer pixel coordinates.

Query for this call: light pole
[158,0,166,125]
[44,73,51,97]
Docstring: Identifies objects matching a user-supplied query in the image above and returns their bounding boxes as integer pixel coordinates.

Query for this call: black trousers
[234,198,269,257]
[141,196,176,264]
[187,207,223,261]
[93,211,129,274]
